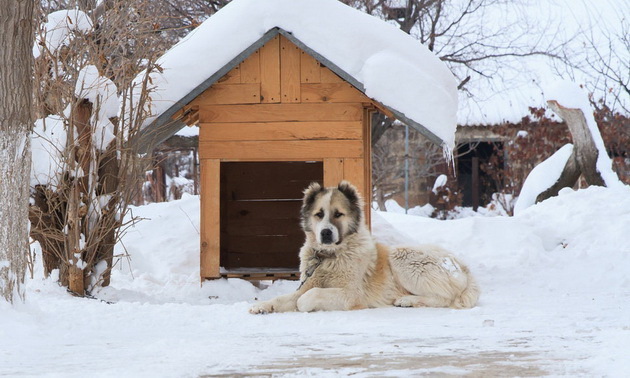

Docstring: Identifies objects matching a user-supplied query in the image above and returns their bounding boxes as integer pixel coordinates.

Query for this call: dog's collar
[297,249,335,291]
[313,249,336,259]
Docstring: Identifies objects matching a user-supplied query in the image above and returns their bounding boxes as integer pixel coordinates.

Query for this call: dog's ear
[303,182,323,205]
[301,182,324,231]
[337,180,360,206]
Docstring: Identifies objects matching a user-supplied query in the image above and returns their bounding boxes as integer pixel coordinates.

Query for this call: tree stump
[535,100,608,203]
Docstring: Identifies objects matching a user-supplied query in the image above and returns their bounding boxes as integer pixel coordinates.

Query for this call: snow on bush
[75,65,119,150]
[30,115,67,188]
[33,9,93,59]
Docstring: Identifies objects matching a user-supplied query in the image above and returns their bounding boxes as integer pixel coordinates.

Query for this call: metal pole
[404,123,409,214]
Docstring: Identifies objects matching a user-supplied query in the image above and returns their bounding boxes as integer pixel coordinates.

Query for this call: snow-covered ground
[2,185,629,377]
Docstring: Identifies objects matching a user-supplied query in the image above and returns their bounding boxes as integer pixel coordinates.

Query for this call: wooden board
[280,35,301,103]
[199,103,364,123]
[260,35,280,103]
[191,83,260,105]
[224,251,300,269]
[217,65,240,84]
[320,65,344,83]
[324,158,344,187]
[301,83,370,103]
[300,52,321,83]
[240,49,260,83]
[200,159,221,278]
[199,121,362,142]
[200,139,364,160]
[219,270,300,281]
[222,161,322,200]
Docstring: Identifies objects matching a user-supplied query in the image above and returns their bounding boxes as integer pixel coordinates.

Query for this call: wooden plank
[344,157,371,227]
[280,36,301,103]
[300,52,321,83]
[200,159,221,279]
[301,83,370,103]
[199,121,363,141]
[320,66,344,83]
[199,103,364,123]
[200,139,364,160]
[225,218,301,236]
[217,65,240,84]
[260,35,280,103]
[227,235,303,254]
[191,83,260,105]
[223,161,322,200]
[224,251,300,269]
[363,108,373,228]
[240,49,260,83]
[225,199,302,220]
[343,158,365,199]
[220,270,300,280]
[324,158,344,187]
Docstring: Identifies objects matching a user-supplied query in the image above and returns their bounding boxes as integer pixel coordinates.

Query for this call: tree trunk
[535,148,581,203]
[0,1,35,303]
[535,100,608,204]
[547,100,605,186]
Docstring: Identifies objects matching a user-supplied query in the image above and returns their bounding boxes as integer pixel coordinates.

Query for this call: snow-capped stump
[129,0,458,281]
[514,81,622,214]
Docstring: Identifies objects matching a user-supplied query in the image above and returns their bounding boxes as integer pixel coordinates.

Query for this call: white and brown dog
[249,181,479,314]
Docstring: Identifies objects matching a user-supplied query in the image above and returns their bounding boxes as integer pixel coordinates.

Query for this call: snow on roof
[135,0,458,150]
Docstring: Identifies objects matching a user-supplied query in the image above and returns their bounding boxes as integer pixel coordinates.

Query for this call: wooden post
[200,159,221,279]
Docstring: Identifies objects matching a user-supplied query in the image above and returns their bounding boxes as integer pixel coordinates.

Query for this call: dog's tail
[452,266,480,309]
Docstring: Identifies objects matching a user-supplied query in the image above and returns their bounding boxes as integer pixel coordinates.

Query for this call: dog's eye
[334,211,344,218]
[315,210,324,219]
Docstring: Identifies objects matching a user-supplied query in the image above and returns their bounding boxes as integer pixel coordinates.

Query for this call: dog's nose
[320,229,333,244]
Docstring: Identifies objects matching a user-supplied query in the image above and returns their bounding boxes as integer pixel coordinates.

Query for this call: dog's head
[300,181,364,248]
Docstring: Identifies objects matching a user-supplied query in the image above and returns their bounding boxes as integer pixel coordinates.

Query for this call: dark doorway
[220,161,323,269]
[456,142,502,210]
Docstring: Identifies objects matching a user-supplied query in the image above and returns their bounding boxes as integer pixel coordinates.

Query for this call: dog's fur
[249,181,479,314]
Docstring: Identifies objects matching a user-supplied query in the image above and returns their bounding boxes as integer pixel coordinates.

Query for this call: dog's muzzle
[320,229,334,244]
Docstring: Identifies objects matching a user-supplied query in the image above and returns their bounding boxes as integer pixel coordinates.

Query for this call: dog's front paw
[249,302,274,314]
[394,296,423,308]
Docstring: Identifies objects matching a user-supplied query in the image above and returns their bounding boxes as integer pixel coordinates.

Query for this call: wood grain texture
[320,65,344,83]
[191,83,260,105]
[200,159,221,278]
[240,49,261,83]
[200,139,364,160]
[199,121,362,141]
[324,158,344,187]
[199,103,364,123]
[280,36,301,103]
[301,83,370,103]
[217,65,241,84]
[260,35,280,103]
[300,52,321,83]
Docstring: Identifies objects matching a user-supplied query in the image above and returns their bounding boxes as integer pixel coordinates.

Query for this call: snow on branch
[75,65,119,150]
[33,9,93,58]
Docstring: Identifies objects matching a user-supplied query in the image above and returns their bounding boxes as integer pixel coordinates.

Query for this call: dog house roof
[132,0,458,153]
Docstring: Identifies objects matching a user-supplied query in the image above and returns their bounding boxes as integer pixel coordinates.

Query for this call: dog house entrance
[220,161,323,273]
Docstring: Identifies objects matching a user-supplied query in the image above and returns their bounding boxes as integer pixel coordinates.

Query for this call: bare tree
[29,0,165,295]
[342,0,575,144]
[0,1,35,303]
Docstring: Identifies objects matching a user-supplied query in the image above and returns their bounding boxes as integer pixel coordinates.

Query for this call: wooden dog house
[132,0,458,281]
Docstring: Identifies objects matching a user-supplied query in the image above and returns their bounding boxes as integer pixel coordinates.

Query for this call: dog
[249,181,479,314]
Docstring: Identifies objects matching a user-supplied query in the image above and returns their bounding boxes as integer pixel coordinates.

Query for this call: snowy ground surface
[2,185,629,377]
